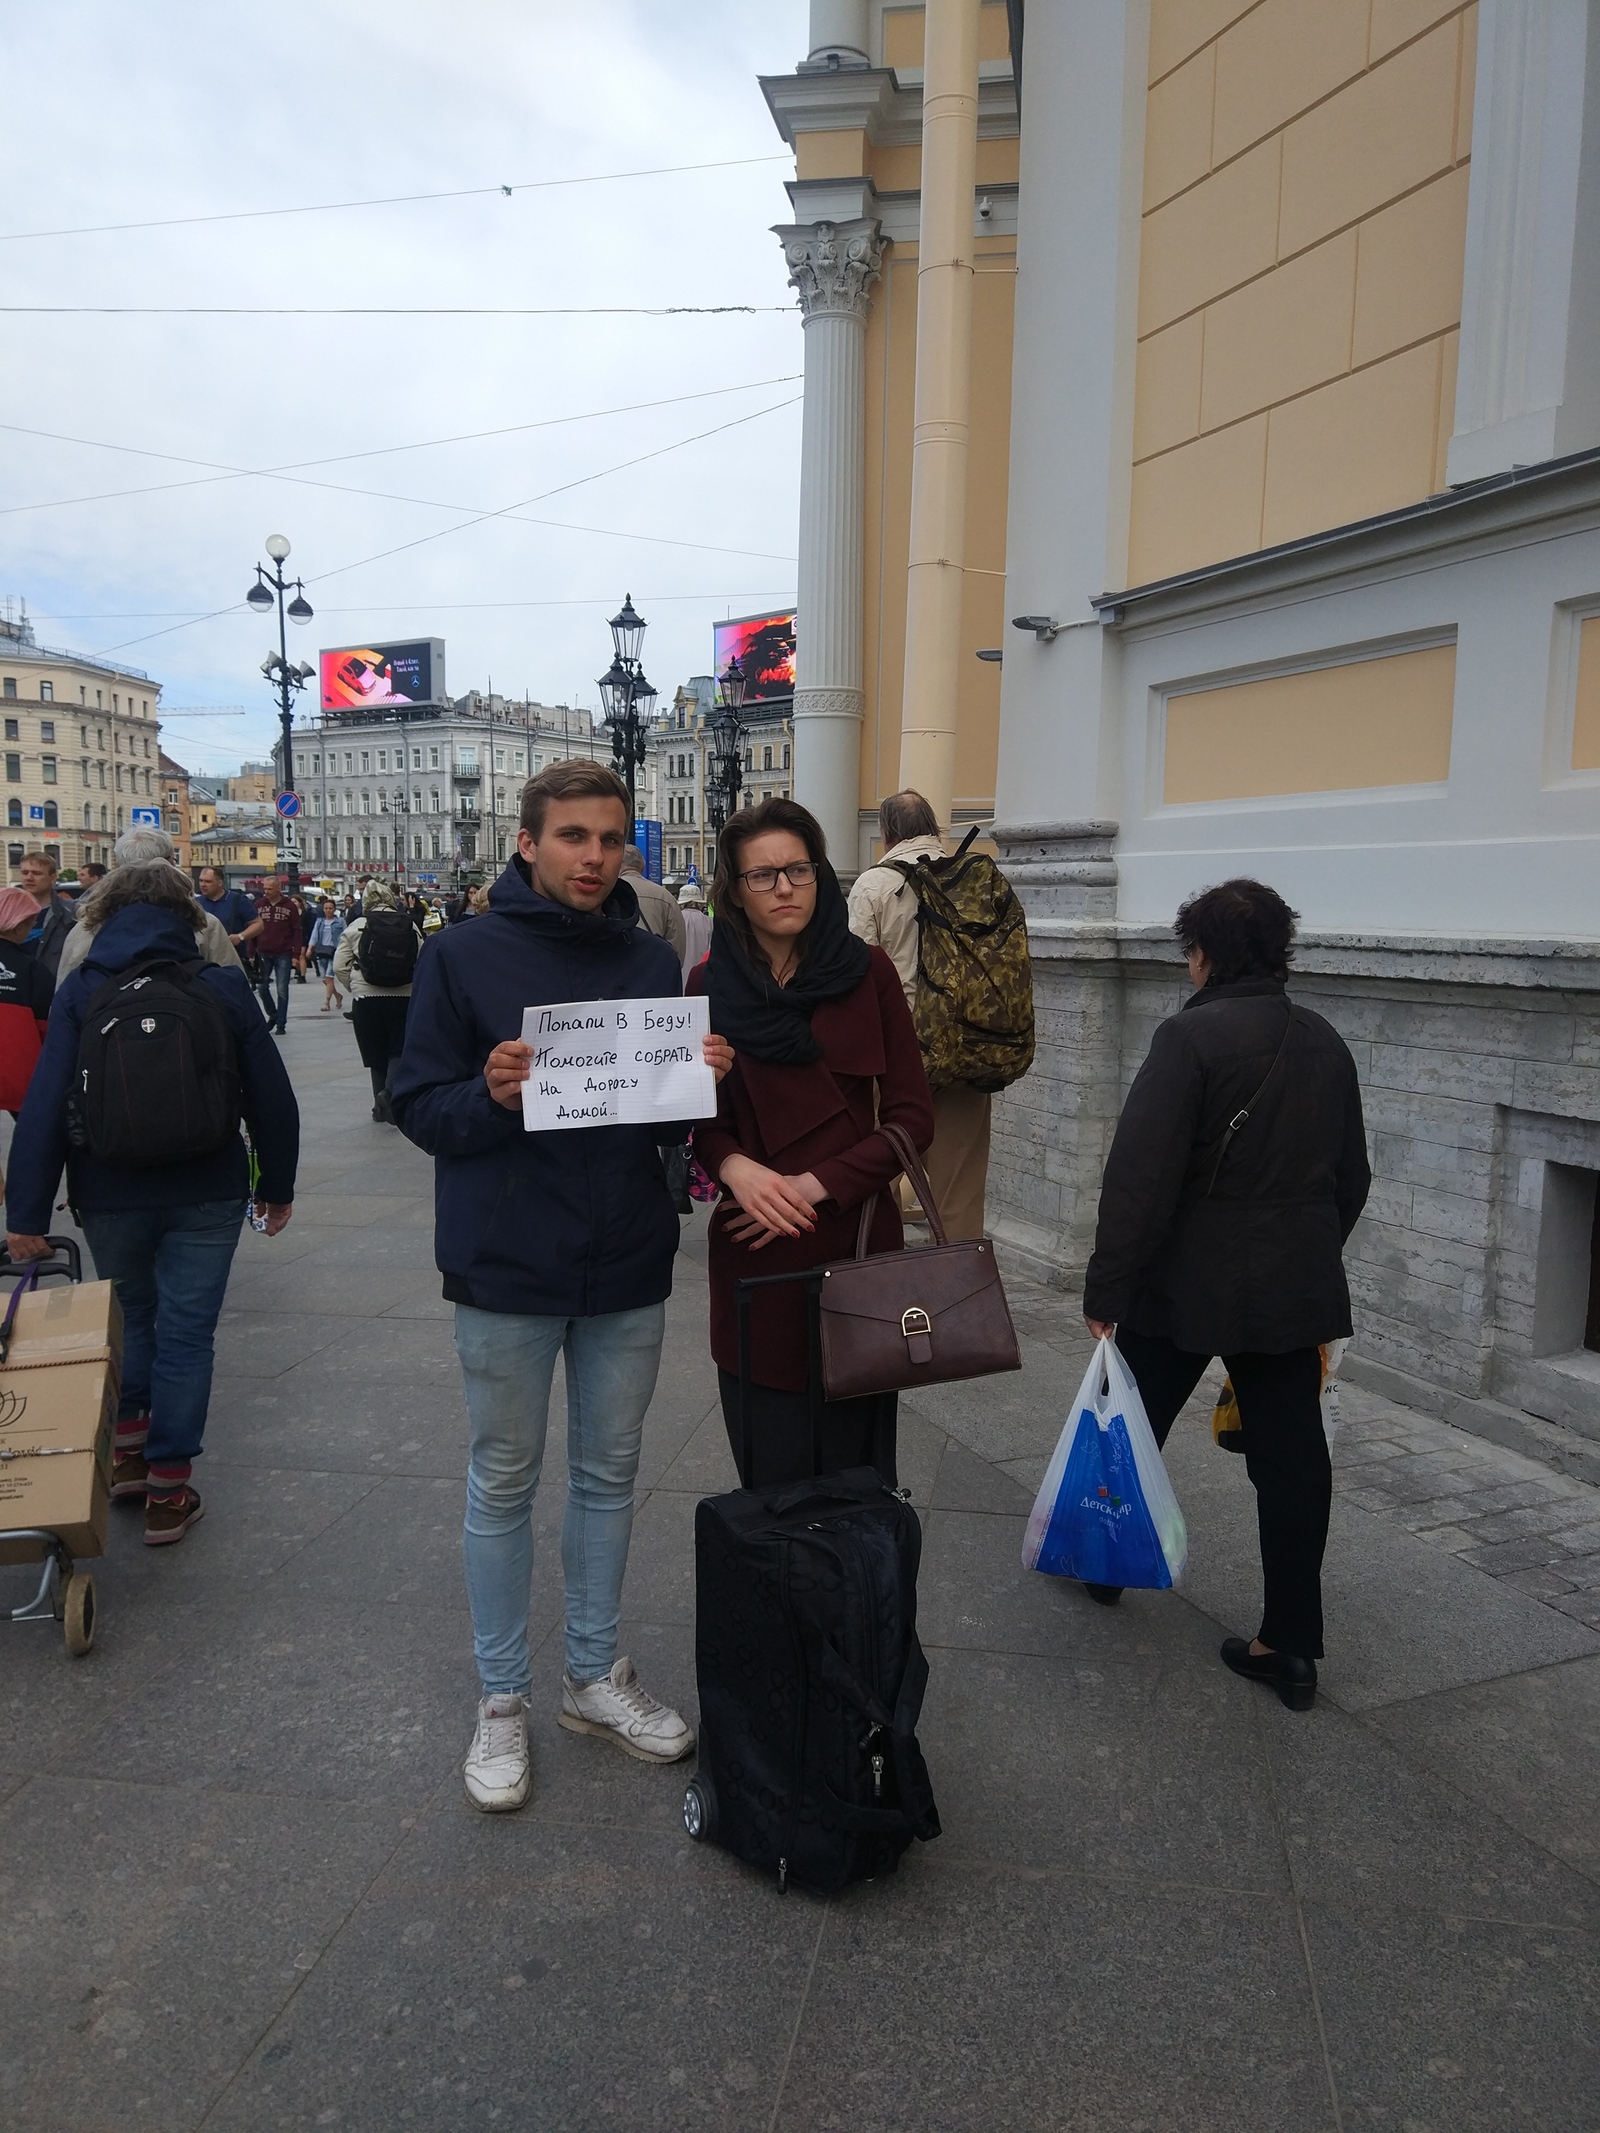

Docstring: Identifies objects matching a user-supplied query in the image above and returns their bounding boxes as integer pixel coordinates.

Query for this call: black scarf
[706,858,871,1064]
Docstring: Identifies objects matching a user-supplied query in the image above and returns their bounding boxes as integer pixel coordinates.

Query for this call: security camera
[977,195,993,221]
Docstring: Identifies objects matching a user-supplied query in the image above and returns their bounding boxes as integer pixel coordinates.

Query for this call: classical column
[1448,0,1600,483]
[805,0,870,66]
[898,0,980,829]
[775,216,885,870]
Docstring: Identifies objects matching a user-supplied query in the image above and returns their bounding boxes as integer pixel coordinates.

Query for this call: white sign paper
[519,994,716,1133]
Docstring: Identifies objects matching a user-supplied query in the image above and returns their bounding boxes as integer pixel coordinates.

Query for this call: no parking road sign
[275,790,301,819]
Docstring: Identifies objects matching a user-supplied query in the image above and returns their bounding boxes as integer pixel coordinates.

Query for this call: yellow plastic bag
[1211,1377,1245,1453]
[1212,1341,1348,1454]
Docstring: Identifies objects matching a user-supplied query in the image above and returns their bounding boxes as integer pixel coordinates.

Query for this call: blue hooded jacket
[390,855,685,1317]
[5,905,300,1233]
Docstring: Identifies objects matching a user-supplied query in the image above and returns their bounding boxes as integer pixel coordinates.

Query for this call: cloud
[0,0,808,773]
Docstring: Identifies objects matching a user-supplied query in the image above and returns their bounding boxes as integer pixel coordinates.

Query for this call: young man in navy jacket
[392,761,731,1813]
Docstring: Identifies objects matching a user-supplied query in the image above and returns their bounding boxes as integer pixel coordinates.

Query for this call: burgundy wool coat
[689,946,934,1391]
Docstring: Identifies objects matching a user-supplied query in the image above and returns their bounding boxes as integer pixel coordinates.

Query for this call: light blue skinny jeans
[454,1300,665,1696]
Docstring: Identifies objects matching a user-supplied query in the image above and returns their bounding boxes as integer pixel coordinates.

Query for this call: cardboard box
[0,1349,119,1566]
[1,1278,122,1372]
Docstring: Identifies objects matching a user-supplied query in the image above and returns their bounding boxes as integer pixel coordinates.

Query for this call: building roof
[158,751,190,778]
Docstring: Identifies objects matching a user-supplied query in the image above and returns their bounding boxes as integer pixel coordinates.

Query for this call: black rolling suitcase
[682,1270,941,1894]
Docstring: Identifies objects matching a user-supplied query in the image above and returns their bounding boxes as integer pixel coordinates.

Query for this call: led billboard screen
[712,611,795,703]
[319,639,444,715]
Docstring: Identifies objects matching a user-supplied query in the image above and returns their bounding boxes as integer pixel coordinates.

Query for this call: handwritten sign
[519,994,716,1133]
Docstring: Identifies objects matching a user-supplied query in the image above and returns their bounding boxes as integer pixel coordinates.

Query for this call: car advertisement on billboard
[711,610,795,703]
[319,639,444,715]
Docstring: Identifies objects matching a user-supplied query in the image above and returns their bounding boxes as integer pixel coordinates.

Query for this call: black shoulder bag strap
[1206,1002,1296,1196]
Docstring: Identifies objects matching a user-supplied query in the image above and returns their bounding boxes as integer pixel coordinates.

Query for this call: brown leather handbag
[816,1123,1023,1400]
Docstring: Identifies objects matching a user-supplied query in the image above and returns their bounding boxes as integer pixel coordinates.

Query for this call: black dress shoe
[1220,1636,1317,1711]
[1082,1582,1123,1607]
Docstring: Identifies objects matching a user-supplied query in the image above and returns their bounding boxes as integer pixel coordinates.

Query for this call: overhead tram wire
[1,304,791,317]
[0,155,792,243]
[91,397,803,654]
[0,372,802,496]
[296,397,803,592]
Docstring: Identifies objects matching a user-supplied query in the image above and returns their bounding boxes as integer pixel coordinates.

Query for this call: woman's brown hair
[710,796,828,977]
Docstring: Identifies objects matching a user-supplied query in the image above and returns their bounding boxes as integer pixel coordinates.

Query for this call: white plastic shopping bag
[1023,1337,1189,1588]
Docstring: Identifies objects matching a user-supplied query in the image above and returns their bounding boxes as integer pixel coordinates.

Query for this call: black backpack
[355,910,419,987]
[68,956,242,1169]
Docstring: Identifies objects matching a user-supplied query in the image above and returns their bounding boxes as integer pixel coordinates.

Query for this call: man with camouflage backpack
[847,790,1034,1237]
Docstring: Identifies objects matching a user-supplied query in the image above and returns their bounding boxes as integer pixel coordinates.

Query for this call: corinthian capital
[774,217,884,321]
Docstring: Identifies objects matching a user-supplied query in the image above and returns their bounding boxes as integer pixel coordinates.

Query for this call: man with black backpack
[5,860,299,1546]
[331,880,422,1123]
[847,790,1035,1239]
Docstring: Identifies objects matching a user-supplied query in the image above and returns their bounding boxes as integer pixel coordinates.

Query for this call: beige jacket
[56,908,242,981]
[845,834,945,1008]
[625,871,687,961]
[332,913,418,1000]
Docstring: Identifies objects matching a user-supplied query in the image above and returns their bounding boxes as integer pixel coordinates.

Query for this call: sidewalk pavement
[3,997,1599,2131]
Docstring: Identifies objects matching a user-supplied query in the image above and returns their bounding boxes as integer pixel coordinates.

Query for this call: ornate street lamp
[597,595,655,831]
[245,532,315,891]
[706,655,748,839]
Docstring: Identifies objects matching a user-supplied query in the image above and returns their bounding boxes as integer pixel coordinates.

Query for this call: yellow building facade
[0,610,164,878]
[766,0,1600,1466]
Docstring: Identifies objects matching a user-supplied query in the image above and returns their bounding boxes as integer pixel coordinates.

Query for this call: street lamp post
[245,533,315,892]
[596,595,657,835]
[705,654,748,844]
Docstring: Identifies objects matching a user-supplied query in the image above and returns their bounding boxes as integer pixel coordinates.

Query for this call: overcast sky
[0,0,808,776]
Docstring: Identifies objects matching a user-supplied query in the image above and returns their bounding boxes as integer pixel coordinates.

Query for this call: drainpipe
[897,0,980,828]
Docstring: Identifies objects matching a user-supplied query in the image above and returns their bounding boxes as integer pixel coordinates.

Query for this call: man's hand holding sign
[486,1001,732,1123]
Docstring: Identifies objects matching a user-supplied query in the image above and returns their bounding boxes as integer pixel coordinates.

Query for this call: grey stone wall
[987,834,1600,1462]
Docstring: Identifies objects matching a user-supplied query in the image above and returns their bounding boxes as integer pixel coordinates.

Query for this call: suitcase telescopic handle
[736,1269,827,1485]
[0,1236,82,1285]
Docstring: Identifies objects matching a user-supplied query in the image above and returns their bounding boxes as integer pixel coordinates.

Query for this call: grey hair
[113,826,177,865]
[877,790,940,849]
[79,860,204,935]
[620,845,644,873]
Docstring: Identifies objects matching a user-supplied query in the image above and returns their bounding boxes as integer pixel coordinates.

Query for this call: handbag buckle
[900,1306,934,1367]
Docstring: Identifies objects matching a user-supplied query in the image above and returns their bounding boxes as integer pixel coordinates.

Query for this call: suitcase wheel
[682,1773,718,1844]
[63,1573,96,1657]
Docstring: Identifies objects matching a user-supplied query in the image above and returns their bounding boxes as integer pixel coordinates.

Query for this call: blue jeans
[255,953,293,1031]
[79,1199,248,1468]
[454,1301,665,1695]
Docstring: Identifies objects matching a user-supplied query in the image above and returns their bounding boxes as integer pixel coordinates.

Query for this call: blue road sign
[637,818,663,881]
[129,806,160,827]
[275,790,301,818]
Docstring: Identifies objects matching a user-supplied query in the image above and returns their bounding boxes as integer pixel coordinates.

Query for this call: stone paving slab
[3,1004,1599,2129]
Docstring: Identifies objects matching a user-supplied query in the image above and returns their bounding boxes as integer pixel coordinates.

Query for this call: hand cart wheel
[62,1573,96,1656]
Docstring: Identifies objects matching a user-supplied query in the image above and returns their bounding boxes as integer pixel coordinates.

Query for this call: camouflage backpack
[892,830,1036,1092]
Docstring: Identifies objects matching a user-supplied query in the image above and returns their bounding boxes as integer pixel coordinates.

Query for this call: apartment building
[159,751,194,870]
[290,695,603,883]
[649,676,795,882]
[0,605,164,878]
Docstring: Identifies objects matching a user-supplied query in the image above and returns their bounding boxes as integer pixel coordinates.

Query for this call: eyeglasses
[737,860,818,893]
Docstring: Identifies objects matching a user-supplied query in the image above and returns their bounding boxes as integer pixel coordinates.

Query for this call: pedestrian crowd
[2,759,1368,1812]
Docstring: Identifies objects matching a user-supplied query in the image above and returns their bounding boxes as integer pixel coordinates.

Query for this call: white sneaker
[463,1692,531,1812]
[558,1657,695,1764]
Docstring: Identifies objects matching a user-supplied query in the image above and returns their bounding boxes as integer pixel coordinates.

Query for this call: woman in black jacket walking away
[1081,879,1370,1710]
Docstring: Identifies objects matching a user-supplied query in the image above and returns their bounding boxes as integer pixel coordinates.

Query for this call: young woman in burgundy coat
[688,798,934,1488]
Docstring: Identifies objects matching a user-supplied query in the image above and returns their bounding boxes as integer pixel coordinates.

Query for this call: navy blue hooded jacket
[390,856,685,1317]
[5,905,300,1233]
